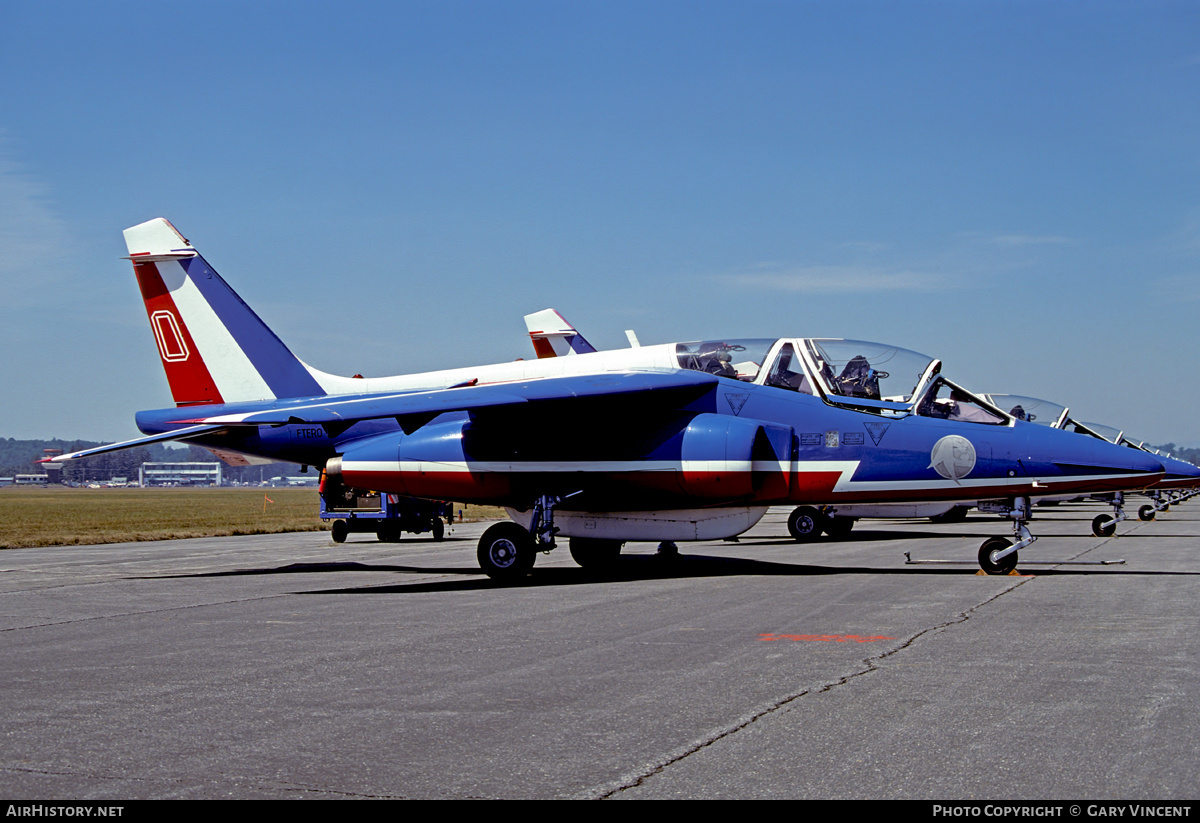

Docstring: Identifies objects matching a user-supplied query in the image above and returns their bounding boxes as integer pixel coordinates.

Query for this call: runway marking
[757,633,895,643]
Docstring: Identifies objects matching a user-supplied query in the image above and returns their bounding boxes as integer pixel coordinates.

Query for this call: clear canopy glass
[983,395,1068,427]
[675,336,1008,425]
[802,339,937,403]
[675,339,776,382]
[1076,421,1124,443]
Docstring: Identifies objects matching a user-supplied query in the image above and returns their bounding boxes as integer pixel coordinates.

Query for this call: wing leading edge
[193,370,719,433]
[54,371,721,461]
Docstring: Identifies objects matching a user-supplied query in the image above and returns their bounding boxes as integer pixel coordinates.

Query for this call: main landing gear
[787,507,822,541]
[476,493,597,581]
[787,506,855,541]
[476,521,537,580]
[976,497,1036,575]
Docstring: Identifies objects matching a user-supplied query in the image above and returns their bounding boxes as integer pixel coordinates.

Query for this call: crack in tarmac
[590,574,1034,799]
[591,521,1158,799]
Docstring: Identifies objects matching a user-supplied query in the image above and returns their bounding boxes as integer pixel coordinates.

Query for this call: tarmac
[0,502,1197,799]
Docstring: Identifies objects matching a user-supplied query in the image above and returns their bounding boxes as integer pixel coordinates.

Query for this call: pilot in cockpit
[834,355,882,401]
[705,350,738,378]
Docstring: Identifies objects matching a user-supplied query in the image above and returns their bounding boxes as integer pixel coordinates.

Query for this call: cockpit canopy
[1076,421,1124,444]
[983,394,1069,428]
[802,339,937,403]
[675,340,775,383]
[675,336,1008,424]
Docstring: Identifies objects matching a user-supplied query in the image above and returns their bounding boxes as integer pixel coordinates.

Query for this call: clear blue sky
[2,0,1198,446]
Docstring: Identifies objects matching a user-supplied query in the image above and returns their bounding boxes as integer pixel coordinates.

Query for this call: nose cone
[1019,425,1164,493]
[1157,454,1200,489]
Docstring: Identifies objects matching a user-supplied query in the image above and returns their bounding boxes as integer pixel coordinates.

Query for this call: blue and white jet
[985,395,1200,533]
[55,218,1165,578]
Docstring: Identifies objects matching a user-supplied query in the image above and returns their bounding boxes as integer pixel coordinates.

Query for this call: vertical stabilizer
[523,308,598,358]
[125,218,326,406]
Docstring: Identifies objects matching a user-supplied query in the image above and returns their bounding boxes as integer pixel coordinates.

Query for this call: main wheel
[431,518,445,540]
[1138,505,1156,522]
[569,537,623,571]
[331,519,348,544]
[477,522,536,581]
[823,515,855,538]
[978,536,1018,575]
[787,507,823,542]
[377,522,402,542]
[1092,514,1116,537]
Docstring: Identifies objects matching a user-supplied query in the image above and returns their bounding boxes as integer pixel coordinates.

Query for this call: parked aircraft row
[521,311,1200,568]
[52,218,1196,579]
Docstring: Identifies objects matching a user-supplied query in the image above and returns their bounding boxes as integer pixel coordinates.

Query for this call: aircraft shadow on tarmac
[131,552,1200,595]
[135,525,1200,594]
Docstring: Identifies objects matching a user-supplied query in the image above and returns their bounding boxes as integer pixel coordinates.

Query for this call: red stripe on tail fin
[134,261,225,406]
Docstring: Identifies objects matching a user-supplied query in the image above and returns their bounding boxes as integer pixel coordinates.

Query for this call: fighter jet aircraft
[54,219,1165,579]
[983,395,1200,535]
[1068,420,1200,519]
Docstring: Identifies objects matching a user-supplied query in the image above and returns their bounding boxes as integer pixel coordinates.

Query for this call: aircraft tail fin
[125,218,327,406]
[523,308,598,358]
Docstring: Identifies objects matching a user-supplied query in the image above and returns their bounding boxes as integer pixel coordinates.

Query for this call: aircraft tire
[377,523,402,543]
[787,507,823,542]
[1138,505,1156,522]
[823,515,855,539]
[1092,515,1117,538]
[431,518,445,541]
[569,537,623,572]
[477,522,536,581]
[978,537,1017,575]
[331,519,348,544]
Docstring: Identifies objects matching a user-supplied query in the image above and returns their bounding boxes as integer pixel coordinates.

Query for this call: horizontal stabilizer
[46,425,229,462]
[124,218,198,262]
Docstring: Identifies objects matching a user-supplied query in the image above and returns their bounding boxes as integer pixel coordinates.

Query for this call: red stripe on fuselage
[340,464,1163,509]
[134,261,225,407]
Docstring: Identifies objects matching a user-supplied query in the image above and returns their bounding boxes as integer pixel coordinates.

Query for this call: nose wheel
[1090,492,1126,537]
[979,537,1018,575]
[1092,514,1117,538]
[976,497,1033,575]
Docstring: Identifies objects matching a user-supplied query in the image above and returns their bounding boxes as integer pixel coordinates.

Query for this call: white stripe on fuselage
[159,260,274,401]
[340,457,1152,496]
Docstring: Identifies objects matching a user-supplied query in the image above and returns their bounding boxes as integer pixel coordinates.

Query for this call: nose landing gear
[976,497,1035,575]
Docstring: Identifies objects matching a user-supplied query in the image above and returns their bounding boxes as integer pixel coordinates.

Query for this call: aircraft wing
[187,370,720,434]
[45,425,230,463]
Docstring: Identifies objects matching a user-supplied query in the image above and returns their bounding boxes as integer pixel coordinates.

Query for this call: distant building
[266,475,319,487]
[14,474,50,485]
[139,462,223,486]
[42,449,63,484]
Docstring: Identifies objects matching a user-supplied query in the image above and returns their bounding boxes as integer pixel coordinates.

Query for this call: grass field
[0,487,507,550]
